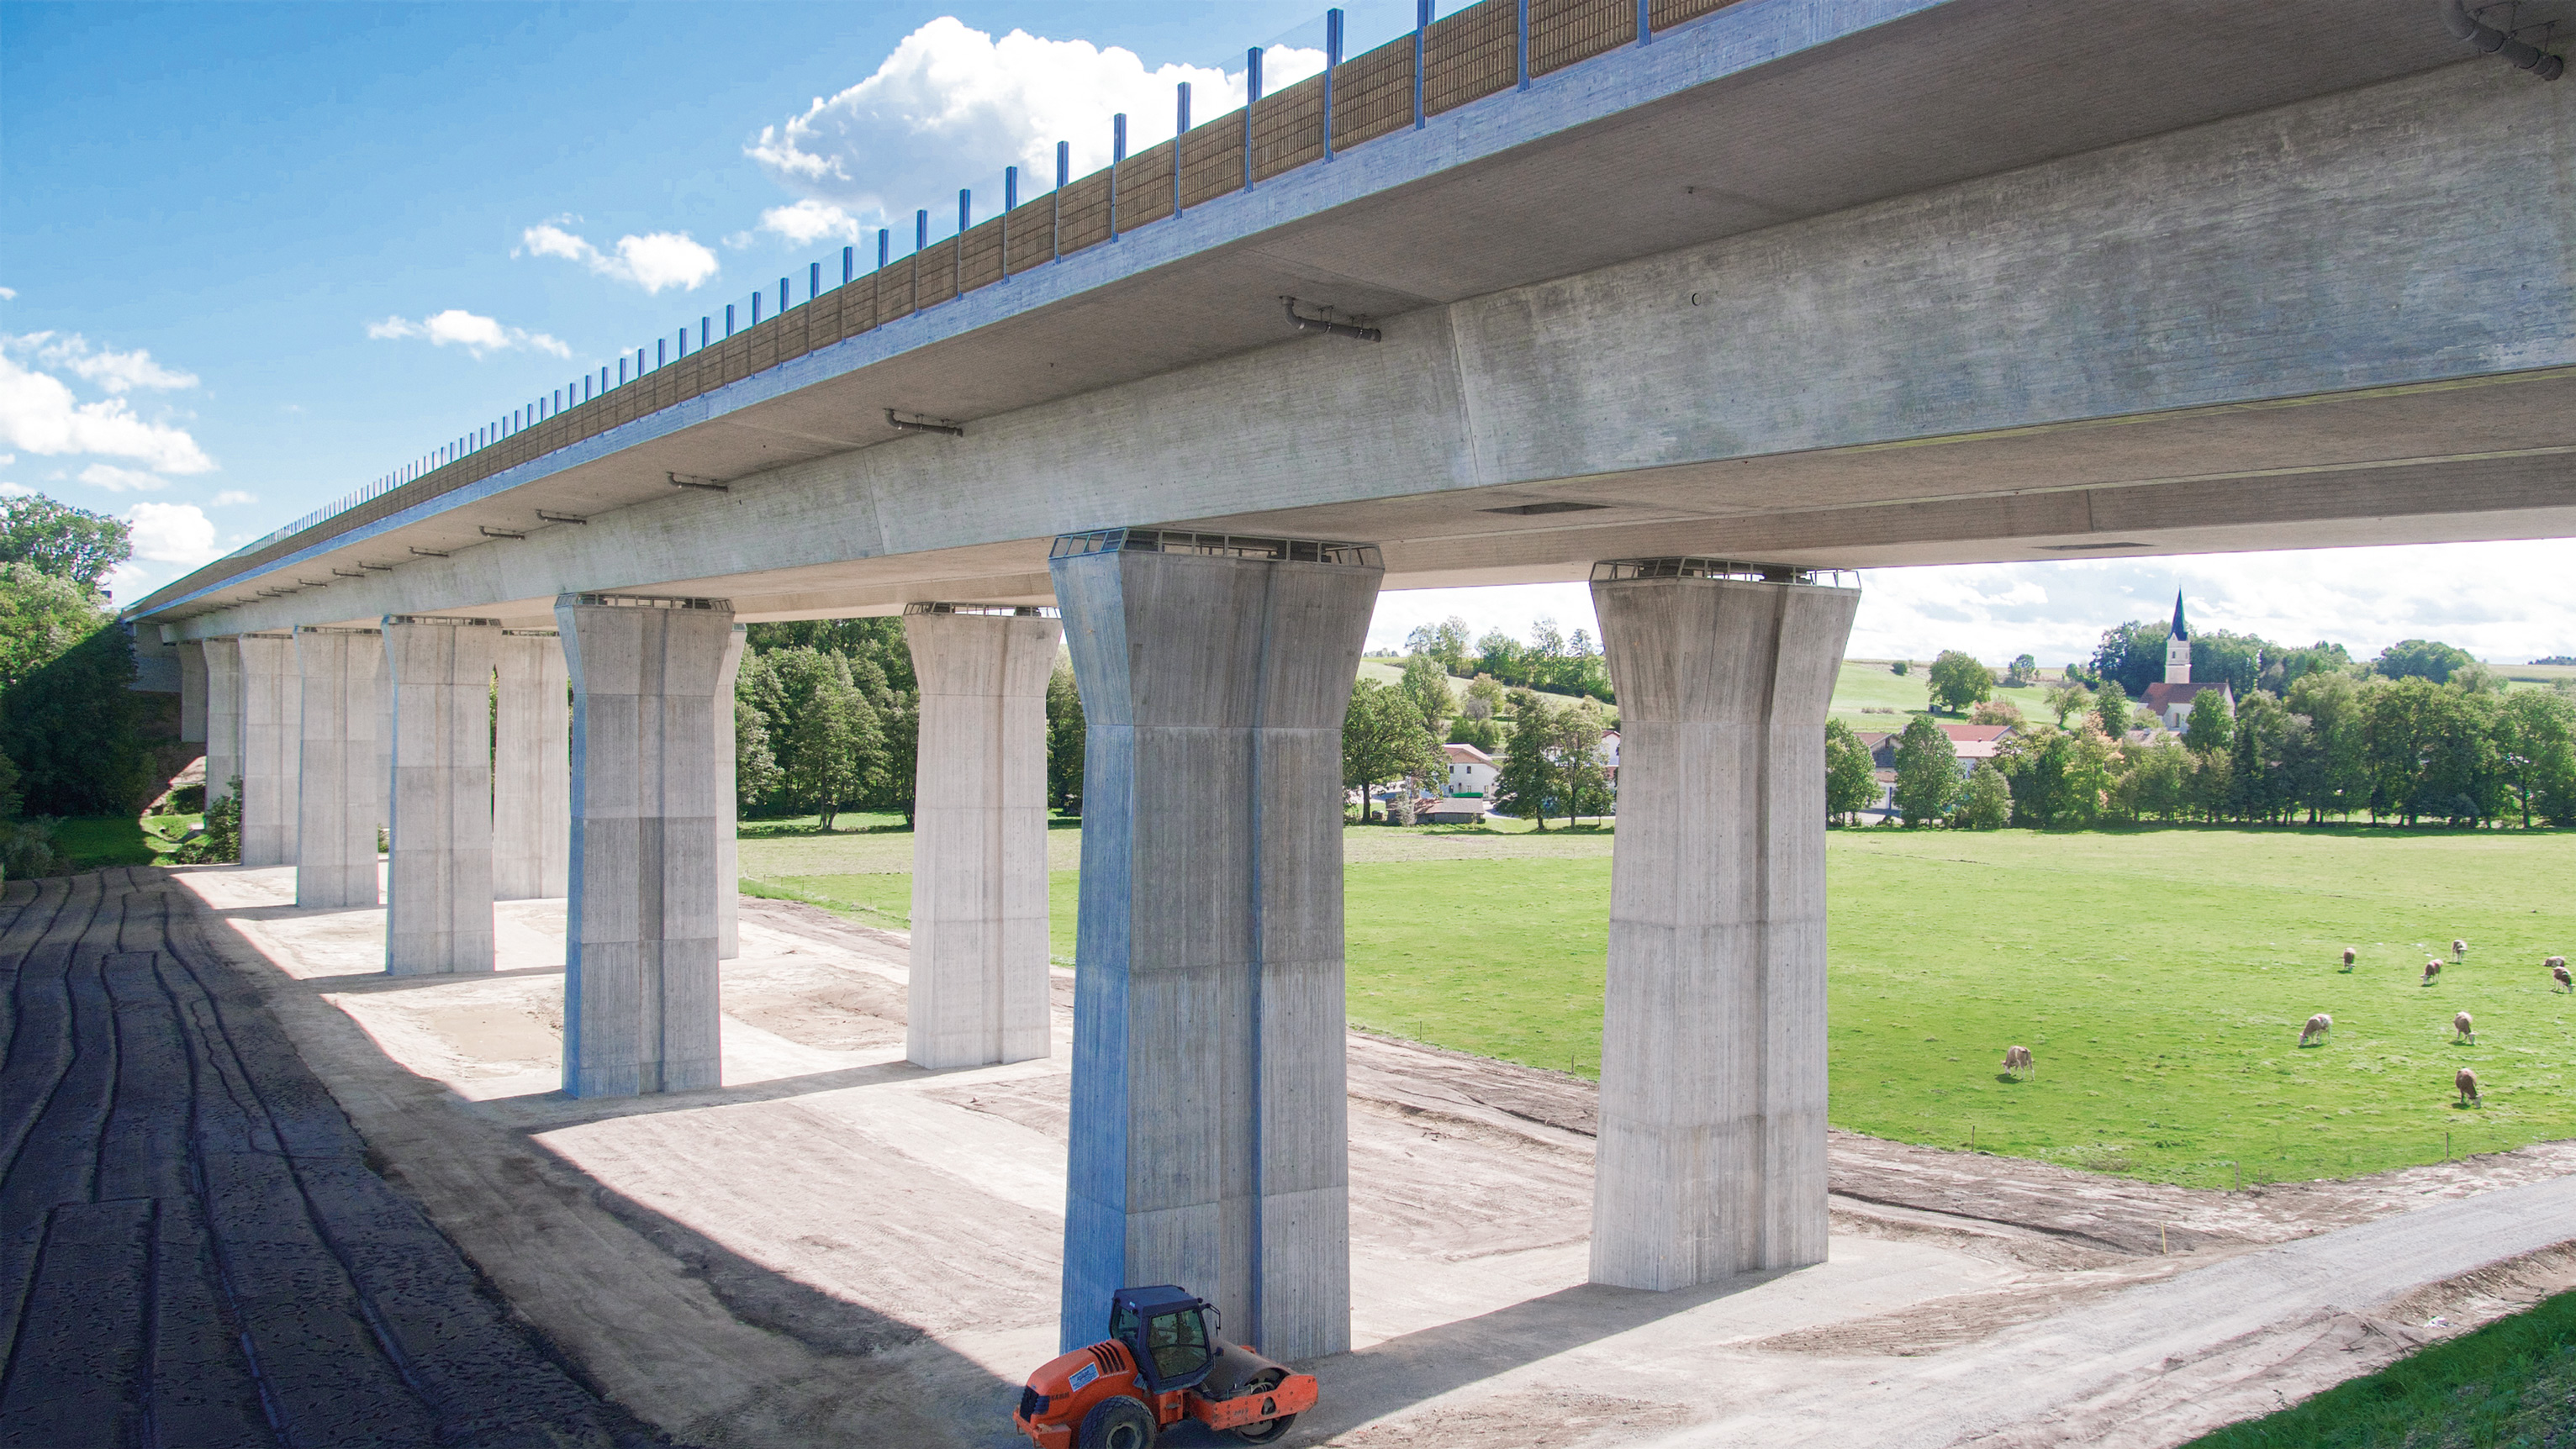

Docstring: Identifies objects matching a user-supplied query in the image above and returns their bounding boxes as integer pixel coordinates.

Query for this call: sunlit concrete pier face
[1053,531,1380,1361]
[1589,564,1860,1289]
[383,616,501,975]
[557,593,736,1099]
[901,603,1063,1070]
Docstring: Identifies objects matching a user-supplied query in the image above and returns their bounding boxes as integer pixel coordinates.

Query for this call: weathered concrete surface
[715,625,745,961]
[557,593,733,1098]
[177,639,206,743]
[1053,543,1379,1360]
[1591,575,1860,1290]
[166,871,2576,1449]
[202,636,242,804]
[900,608,1060,1070]
[235,633,301,867]
[293,628,382,909]
[384,617,499,976]
[0,870,631,1448]
[493,630,572,902]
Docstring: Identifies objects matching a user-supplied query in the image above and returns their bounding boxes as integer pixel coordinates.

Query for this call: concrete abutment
[901,604,1062,1070]
[557,593,735,1099]
[1052,531,1380,1362]
[1588,564,1859,1291]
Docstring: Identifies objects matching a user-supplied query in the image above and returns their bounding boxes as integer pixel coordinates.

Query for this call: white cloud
[14,332,198,393]
[0,287,15,300]
[1367,541,2576,676]
[747,18,1323,237]
[79,463,169,493]
[367,309,571,358]
[519,221,720,292]
[0,352,215,473]
[124,501,219,565]
[210,489,257,506]
[0,481,29,498]
[758,199,865,247]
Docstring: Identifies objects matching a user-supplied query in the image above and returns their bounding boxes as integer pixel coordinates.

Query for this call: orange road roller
[1015,1285,1317,1447]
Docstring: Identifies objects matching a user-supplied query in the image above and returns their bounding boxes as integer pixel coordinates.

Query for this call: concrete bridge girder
[157,57,2573,642]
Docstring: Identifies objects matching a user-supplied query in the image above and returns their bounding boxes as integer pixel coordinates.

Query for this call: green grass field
[742,820,2576,1187]
[1829,659,2061,727]
[2183,1286,2576,1448]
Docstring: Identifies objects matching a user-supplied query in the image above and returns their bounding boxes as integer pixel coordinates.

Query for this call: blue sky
[5,2,2569,667]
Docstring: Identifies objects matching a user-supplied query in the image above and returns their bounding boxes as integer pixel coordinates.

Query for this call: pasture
[738,821,2576,1187]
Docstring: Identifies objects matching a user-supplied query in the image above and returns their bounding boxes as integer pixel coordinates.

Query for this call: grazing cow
[2423,959,2443,985]
[2341,947,2357,969]
[2003,1045,2035,1077]
[2299,1013,2332,1046]
[2454,1011,2475,1043]
[2457,1067,2480,1104]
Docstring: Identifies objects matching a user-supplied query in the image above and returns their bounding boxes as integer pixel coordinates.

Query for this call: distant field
[742,819,2576,1186]
[1828,658,2061,726]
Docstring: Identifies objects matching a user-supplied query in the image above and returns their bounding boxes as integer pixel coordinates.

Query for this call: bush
[169,784,240,865]
[166,782,205,814]
[0,819,70,881]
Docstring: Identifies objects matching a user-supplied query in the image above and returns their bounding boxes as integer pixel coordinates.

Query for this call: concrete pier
[384,617,500,975]
[715,624,745,961]
[203,637,243,804]
[900,603,1062,1070]
[1050,530,1380,1361]
[556,593,735,1099]
[236,633,302,867]
[494,630,572,901]
[293,628,383,908]
[177,639,207,743]
[1587,562,1859,1290]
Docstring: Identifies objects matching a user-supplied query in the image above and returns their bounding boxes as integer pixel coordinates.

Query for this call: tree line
[1401,615,1613,703]
[0,495,157,876]
[1829,639,2576,831]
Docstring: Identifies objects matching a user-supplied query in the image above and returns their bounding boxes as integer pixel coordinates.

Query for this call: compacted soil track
[0,868,650,1449]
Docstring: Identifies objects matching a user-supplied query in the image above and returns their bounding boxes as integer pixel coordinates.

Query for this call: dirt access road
[145,866,2576,1448]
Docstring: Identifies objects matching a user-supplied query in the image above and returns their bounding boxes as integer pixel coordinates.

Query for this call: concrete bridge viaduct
[123,0,2573,1362]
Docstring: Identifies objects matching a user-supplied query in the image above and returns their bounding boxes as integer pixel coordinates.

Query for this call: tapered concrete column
[494,630,572,900]
[203,638,242,803]
[177,640,208,744]
[556,593,735,1099]
[900,603,1062,1069]
[384,617,500,975]
[236,634,302,867]
[1051,530,1380,1362]
[294,629,383,908]
[715,624,746,960]
[1587,561,1860,1291]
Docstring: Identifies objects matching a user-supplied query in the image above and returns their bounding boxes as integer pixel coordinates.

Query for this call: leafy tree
[0,495,131,593]
[2188,631,2267,696]
[1996,724,2114,828]
[1551,701,1613,824]
[1824,719,1879,823]
[1889,659,1908,677]
[745,618,916,693]
[1403,616,1472,676]
[0,563,108,689]
[1397,653,1452,735]
[1489,697,1608,830]
[2006,653,2038,686]
[872,687,921,827]
[1970,698,2024,728]
[2184,688,2234,755]
[1891,715,1960,825]
[2119,737,2192,821]
[2045,682,2093,727]
[1956,761,2012,830]
[1447,716,1501,753]
[168,781,241,865]
[2088,620,2170,698]
[2285,671,2367,823]
[0,613,150,815]
[2092,677,2132,738]
[1342,679,1442,823]
[1927,651,1994,714]
[733,689,783,814]
[2373,638,2477,685]
[1460,673,1503,722]
[2498,689,2576,827]
[781,671,883,830]
[1046,660,1086,812]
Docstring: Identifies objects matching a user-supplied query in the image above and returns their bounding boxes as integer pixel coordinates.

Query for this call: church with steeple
[2139,592,2234,731]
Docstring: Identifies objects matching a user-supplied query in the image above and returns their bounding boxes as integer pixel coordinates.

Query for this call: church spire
[2165,592,2192,685]
[2169,591,2189,641]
